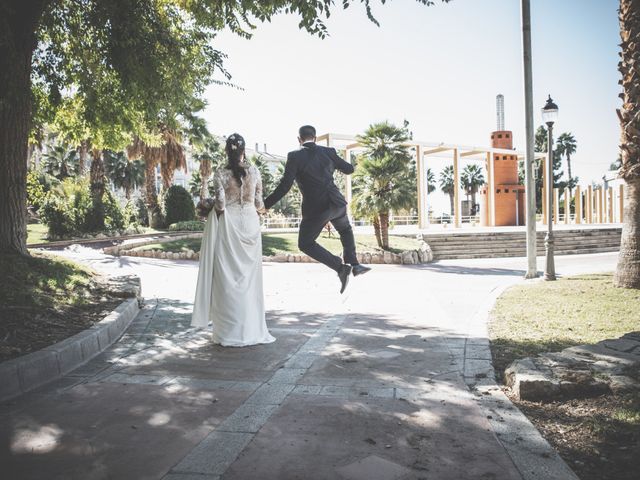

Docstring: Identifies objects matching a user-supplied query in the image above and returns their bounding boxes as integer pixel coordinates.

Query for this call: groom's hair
[298,125,316,141]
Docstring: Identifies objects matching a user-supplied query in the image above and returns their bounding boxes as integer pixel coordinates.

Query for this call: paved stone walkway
[0,250,617,479]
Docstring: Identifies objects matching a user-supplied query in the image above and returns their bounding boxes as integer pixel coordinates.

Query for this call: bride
[191,133,275,347]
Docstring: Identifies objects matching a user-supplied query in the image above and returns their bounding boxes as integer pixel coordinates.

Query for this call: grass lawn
[0,252,121,361]
[134,233,421,256]
[26,222,49,244]
[489,273,640,379]
[489,273,640,480]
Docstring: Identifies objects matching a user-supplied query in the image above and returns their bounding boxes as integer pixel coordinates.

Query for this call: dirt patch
[506,389,640,480]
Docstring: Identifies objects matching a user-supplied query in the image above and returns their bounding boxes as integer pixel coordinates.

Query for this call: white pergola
[316,133,546,229]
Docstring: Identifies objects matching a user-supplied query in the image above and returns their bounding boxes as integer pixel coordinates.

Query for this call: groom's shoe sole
[352,264,371,277]
[338,265,352,294]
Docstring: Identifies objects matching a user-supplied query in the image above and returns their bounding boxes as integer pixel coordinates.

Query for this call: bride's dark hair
[225,133,247,186]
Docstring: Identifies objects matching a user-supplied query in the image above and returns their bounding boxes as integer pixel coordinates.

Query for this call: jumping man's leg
[298,215,343,272]
[330,207,358,265]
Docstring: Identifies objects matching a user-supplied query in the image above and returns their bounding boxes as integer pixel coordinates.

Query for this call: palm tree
[127,128,187,227]
[427,167,436,194]
[42,144,79,180]
[104,150,145,200]
[556,132,578,192]
[439,165,455,216]
[610,155,623,171]
[192,137,223,199]
[354,121,414,249]
[615,0,640,289]
[461,164,485,216]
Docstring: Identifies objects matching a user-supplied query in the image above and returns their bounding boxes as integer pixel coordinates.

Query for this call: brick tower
[481,95,526,226]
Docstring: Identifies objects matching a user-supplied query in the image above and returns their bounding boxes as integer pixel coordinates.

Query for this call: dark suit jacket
[264,142,354,218]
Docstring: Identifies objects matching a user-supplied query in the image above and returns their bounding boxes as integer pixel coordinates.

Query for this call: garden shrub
[26,170,46,212]
[163,185,195,226]
[103,190,126,232]
[168,220,205,232]
[40,178,128,238]
[134,198,149,227]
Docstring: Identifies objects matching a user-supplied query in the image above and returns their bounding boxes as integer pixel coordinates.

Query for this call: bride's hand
[257,207,267,216]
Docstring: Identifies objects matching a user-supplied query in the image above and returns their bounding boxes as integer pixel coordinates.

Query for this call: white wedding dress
[191,163,275,347]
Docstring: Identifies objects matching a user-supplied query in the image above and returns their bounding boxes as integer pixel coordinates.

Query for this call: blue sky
[203,0,620,213]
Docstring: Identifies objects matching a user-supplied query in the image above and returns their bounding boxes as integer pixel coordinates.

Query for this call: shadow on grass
[262,235,297,256]
[0,253,93,311]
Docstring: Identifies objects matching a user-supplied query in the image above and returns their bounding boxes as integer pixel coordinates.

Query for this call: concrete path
[0,250,618,480]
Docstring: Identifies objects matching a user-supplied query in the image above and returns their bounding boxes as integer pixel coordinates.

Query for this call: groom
[264,125,370,293]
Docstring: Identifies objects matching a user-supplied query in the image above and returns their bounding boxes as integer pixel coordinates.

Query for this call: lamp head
[541,95,559,127]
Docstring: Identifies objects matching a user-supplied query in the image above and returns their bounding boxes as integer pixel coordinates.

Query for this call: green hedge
[163,185,195,226]
[168,220,205,232]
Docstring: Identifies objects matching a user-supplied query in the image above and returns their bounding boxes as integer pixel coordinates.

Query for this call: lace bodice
[212,163,264,211]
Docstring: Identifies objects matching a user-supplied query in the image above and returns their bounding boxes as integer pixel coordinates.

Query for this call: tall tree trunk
[89,149,105,230]
[471,191,477,216]
[0,1,47,255]
[125,185,132,201]
[199,158,211,199]
[78,140,89,175]
[373,216,382,248]
[379,211,390,250]
[448,192,454,216]
[161,162,174,190]
[616,179,640,287]
[615,0,640,288]
[144,158,163,228]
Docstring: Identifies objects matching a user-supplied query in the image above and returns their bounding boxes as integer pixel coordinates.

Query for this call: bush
[26,170,46,212]
[134,198,149,227]
[39,178,128,238]
[168,220,205,232]
[163,185,195,226]
[40,179,92,238]
[103,189,126,232]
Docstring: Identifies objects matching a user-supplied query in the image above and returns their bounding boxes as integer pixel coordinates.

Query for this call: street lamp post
[542,95,559,281]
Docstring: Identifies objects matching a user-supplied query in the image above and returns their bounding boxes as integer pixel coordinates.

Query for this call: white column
[416,146,428,229]
[453,148,461,228]
[344,149,352,217]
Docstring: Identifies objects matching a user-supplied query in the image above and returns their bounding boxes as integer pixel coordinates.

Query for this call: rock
[383,251,394,264]
[418,241,433,263]
[160,252,167,259]
[401,250,416,265]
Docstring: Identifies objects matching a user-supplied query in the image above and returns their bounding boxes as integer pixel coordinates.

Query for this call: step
[433,246,620,260]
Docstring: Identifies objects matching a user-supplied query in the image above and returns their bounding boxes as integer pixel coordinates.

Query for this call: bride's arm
[254,167,265,213]
[213,170,225,213]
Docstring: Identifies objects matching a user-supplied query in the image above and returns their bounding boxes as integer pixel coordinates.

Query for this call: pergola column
[575,185,582,224]
[553,187,559,224]
[587,185,593,223]
[564,187,570,224]
[597,188,604,223]
[608,187,614,223]
[416,145,428,229]
[453,148,461,228]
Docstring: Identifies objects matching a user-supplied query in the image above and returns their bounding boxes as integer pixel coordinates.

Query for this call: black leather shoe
[338,264,352,294]
[352,264,371,277]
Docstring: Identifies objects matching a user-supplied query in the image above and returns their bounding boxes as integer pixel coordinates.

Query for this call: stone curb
[0,290,141,403]
[461,281,580,480]
[107,232,434,265]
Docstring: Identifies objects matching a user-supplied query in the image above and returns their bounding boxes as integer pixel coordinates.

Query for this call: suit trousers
[298,205,358,272]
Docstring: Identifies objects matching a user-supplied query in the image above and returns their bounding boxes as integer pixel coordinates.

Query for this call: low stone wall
[106,233,434,265]
[0,275,142,402]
